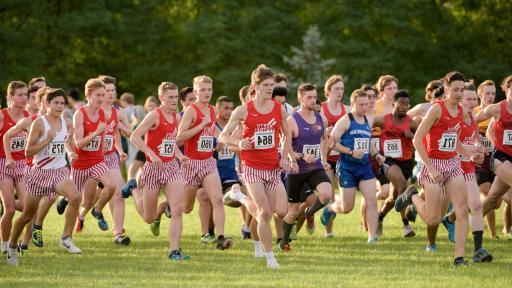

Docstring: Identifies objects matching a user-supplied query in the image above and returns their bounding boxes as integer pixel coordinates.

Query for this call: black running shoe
[473,248,493,263]
[114,235,131,246]
[406,204,417,223]
[56,197,68,215]
[394,185,418,212]
[216,235,233,250]
[454,257,469,267]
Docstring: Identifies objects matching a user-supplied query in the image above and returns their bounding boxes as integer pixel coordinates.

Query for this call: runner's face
[217,102,233,121]
[462,90,478,111]
[104,83,116,104]
[445,81,464,104]
[182,92,196,108]
[479,85,495,105]
[87,87,105,109]
[145,101,157,112]
[48,96,65,117]
[393,97,409,117]
[27,91,39,112]
[382,81,397,100]
[352,96,369,116]
[255,78,274,99]
[10,87,28,109]
[299,90,317,111]
[507,85,512,100]
[366,90,376,109]
[328,81,344,103]
[194,82,212,103]
[160,90,178,110]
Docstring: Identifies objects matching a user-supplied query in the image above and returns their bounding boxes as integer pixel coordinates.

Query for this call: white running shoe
[7,247,18,266]
[266,257,280,269]
[60,237,82,254]
[403,225,416,238]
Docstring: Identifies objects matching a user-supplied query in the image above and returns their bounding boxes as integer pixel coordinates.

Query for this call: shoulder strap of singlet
[348,112,354,121]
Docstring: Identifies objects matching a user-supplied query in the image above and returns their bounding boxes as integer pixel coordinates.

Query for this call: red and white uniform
[26,116,70,197]
[0,108,29,183]
[458,113,478,182]
[71,108,108,192]
[322,102,346,162]
[493,100,512,156]
[241,100,282,191]
[380,114,414,161]
[141,107,182,190]
[419,101,464,186]
[25,114,39,168]
[103,107,120,170]
[182,104,217,186]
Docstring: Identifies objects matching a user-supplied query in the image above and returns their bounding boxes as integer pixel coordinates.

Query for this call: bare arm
[73,111,106,149]
[3,117,31,160]
[25,119,51,157]
[177,107,208,142]
[476,103,500,123]
[130,110,160,162]
[413,104,441,180]
[330,115,352,154]
[218,106,248,147]
[320,115,329,164]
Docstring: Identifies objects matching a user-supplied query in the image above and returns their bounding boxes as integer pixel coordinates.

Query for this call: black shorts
[300,183,315,203]
[221,180,243,195]
[286,169,330,203]
[476,154,495,185]
[492,150,512,164]
[384,158,416,181]
[327,160,337,172]
[135,150,146,162]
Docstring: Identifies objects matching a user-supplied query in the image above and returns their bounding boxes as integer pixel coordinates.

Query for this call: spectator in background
[120,92,145,166]
[65,88,84,118]
[272,86,294,115]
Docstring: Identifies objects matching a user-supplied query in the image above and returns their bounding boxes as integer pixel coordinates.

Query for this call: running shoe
[394,185,418,212]
[376,221,383,237]
[222,188,236,204]
[325,232,334,238]
[60,237,82,254]
[75,216,84,233]
[473,247,493,263]
[6,247,18,266]
[17,242,28,256]
[32,226,43,247]
[403,225,416,238]
[121,178,137,198]
[114,235,131,246]
[425,244,437,252]
[216,235,233,250]
[279,240,291,252]
[367,236,379,244]
[91,209,109,231]
[454,257,468,267]
[320,206,336,227]
[56,197,68,215]
[150,220,160,236]
[305,215,315,235]
[164,204,172,218]
[442,215,455,243]
[405,204,417,223]
[240,226,251,240]
[169,249,190,261]
[200,233,216,244]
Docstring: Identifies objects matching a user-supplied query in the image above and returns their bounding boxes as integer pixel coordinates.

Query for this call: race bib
[503,130,512,145]
[302,144,320,161]
[480,136,494,152]
[104,135,114,152]
[83,135,101,152]
[383,139,402,158]
[197,135,214,152]
[218,144,234,160]
[354,138,369,153]
[371,138,380,153]
[160,139,175,157]
[48,141,66,157]
[254,131,274,149]
[438,133,457,152]
[10,136,26,152]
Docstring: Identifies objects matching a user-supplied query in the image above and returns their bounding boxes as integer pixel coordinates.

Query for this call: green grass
[1,194,511,288]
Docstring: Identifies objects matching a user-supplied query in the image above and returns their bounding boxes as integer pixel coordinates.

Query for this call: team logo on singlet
[254,119,276,150]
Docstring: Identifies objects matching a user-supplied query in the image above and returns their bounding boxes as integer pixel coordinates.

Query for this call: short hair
[251,64,274,85]
[193,76,213,88]
[97,75,116,85]
[501,75,512,92]
[46,88,68,104]
[144,96,159,110]
[324,75,344,97]
[7,81,27,96]
[216,96,233,107]
[376,75,398,92]
[84,78,106,95]
[433,87,445,99]
[394,90,410,102]
[28,77,45,87]
[350,89,368,104]
[297,83,316,97]
[239,85,250,103]
[179,87,194,102]
[27,85,40,96]
[274,73,287,83]
[360,83,378,95]
[465,80,476,92]
[120,93,135,104]
[425,79,443,101]
[272,86,288,98]
[67,88,81,101]
[36,86,50,103]
[443,71,465,87]
[158,82,178,96]
[477,80,495,95]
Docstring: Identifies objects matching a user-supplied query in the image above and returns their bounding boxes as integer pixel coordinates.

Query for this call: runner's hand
[5,157,14,169]
[238,138,252,150]
[180,156,190,168]
[119,152,128,163]
[428,167,442,184]
[352,150,365,159]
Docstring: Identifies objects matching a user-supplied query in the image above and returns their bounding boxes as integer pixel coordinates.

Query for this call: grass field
[1,194,511,288]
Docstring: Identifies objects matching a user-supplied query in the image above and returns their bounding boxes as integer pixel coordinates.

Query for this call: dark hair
[27,85,40,96]
[272,86,288,98]
[443,71,465,87]
[433,87,445,99]
[465,80,476,91]
[239,85,250,103]
[274,73,287,83]
[179,86,194,102]
[297,83,316,97]
[360,83,378,95]
[394,90,410,102]
[97,75,116,85]
[216,96,233,106]
[46,88,68,105]
[67,88,81,101]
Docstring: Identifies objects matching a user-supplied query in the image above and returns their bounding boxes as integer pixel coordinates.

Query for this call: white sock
[234,191,248,206]
[242,225,251,233]
[1,240,8,252]
[253,241,264,258]
[265,252,279,268]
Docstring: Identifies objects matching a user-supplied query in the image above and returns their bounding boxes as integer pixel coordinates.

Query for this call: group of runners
[1,65,512,268]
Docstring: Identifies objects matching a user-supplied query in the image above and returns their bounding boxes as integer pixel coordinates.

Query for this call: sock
[378,212,384,222]
[253,241,263,257]
[233,190,248,206]
[61,236,70,241]
[1,240,8,252]
[281,221,295,244]
[242,225,250,233]
[209,228,215,237]
[305,197,326,216]
[33,224,42,230]
[473,230,483,252]
[402,219,409,226]
[265,251,276,261]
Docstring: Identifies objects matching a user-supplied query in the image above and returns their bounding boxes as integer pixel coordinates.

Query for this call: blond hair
[193,75,213,89]
[84,78,105,96]
[158,82,178,96]
[376,75,398,92]
[477,80,495,95]
[251,64,274,85]
[350,89,368,104]
[324,75,344,98]
[7,81,27,96]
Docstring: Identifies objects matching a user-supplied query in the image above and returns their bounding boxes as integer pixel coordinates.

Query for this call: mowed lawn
[1,193,511,288]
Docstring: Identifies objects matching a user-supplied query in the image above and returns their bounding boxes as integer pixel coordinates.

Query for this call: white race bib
[302,144,320,161]
[83,135,101,152]
[383,139,402,158]
[160,139,176,157]
[197,135,214,152]
[503,130,512,145]
[254,131,274,149]
[10,136,26,152]
[354,138,369,154]
[48,141,66,157]
[480,136,494,152]
[438,133,457,152]
[218,144,234,160]
[371,138,380,153]
[104,135,114,152]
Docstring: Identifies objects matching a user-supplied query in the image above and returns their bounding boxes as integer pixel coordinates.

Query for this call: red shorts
[104,152,120,170]
[71,162,108,192]
[419,157,463,186]
[141,159,183,191]
[26,166,70,197]
[182,157,217,186]
[0,158,27,184]
[242,163,281,192]
[463,172,476,183]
